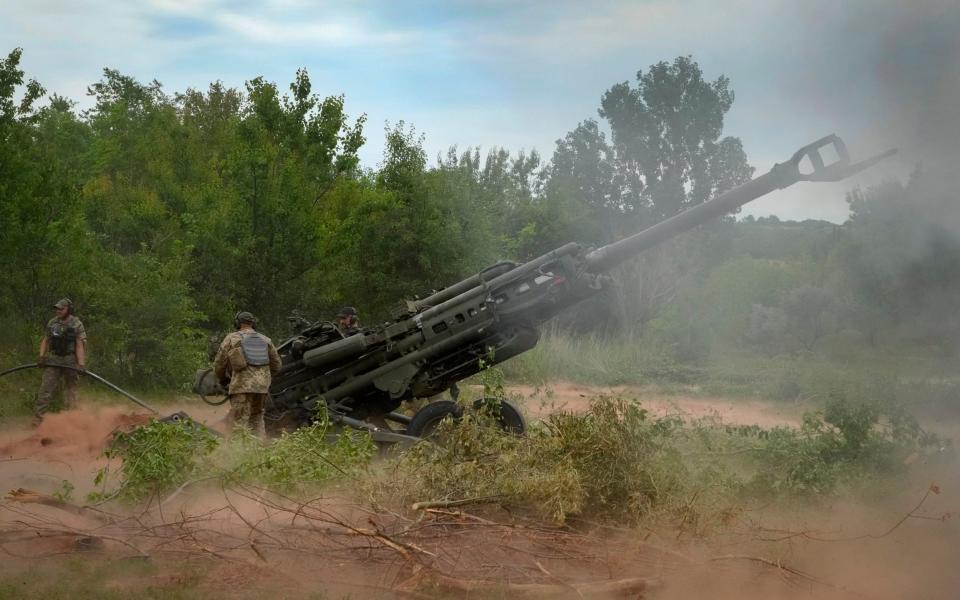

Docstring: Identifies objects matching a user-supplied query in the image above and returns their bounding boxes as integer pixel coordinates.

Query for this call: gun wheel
[407,400,463,439]
[474,398,526,435]
[406,398,526,439]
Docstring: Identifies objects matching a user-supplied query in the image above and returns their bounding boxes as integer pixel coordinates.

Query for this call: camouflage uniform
[36,315,87,418]
[213,330,282,437]
[335,306,361,337]
[336,322,361,337]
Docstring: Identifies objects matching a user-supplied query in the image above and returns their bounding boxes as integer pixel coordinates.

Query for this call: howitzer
[196,134,895,440]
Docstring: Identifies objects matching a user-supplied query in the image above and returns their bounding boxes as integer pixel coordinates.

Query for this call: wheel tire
[407,400,464,439]
[473,398,526,435]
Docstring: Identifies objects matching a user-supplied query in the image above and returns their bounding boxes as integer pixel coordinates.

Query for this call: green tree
[545,56,755,337]
[0,49,92,354]
[598,55,754,222]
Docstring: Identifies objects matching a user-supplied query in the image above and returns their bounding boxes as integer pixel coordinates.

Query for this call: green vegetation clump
[220,419,375,492]
[93,418,219,503]
[738,397,947,495]
[372,395,948,527]
[92,410,374,503]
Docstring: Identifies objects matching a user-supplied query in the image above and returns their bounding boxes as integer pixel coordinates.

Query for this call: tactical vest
[48,321,77,356]
[240,332,270,367]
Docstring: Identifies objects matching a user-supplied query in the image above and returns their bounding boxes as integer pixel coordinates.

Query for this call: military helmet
[233,311,258,329]
[336,306,358,318]
[53,298,73,312]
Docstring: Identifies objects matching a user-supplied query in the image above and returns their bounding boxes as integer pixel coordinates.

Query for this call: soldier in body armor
[36,298,87,422]
[212,311,282,437]
[335,306,360,337]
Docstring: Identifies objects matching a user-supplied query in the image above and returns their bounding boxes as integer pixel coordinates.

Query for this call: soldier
[212,311,282,438]
[335,306,360,337]
[36,298,87,422]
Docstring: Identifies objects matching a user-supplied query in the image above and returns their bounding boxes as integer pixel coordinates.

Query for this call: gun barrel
[584,134,895,273]
[585,170,784,272]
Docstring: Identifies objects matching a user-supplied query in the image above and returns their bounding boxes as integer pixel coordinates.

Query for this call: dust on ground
[506,381,804,428]
[0,387,958,599]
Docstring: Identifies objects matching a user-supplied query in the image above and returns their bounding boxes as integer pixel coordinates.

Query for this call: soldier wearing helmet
[36,298,87,422]
[335,306,361,337]
[212,311,282,437]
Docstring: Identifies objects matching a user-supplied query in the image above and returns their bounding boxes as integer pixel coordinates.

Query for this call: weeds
[220,419,375,492]
[372,393,950,530]
[500,329,700,386]
[91,408,374,504]
[91,418,219,503]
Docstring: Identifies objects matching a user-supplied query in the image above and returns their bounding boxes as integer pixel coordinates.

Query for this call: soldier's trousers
[35,365,79,418]
[228,393,267,438]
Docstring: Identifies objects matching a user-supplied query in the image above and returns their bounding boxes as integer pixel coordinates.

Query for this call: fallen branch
[710,554,852,594]
[5,488,112,523]
[756,484,942,543]
[411,496,501,511]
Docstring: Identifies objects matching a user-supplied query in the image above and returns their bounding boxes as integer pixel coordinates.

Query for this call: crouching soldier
[335,306,361,337]
[36,298,87,422]
[213,311,281,437]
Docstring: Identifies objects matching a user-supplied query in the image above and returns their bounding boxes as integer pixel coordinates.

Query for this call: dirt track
[1,385,958,599]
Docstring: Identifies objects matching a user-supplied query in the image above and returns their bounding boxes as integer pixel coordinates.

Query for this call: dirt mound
[0,406,152,461]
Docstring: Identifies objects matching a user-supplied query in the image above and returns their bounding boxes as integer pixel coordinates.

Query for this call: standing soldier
[335,306,361,337]
[36,298,87,422]
[212,311,281,438]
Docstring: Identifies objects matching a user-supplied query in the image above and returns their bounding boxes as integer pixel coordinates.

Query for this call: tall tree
[597,55,753,222]
[546,56,755,337]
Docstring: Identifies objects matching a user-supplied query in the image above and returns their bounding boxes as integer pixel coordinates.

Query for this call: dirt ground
[1,384,958,599]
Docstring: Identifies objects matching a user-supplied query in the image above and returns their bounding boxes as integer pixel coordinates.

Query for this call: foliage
[92,419,219,503]
[597,55,754,221]
[220,413,375,492]
[736,396,948,495]
[375,396,706,524]
[2,45,959,407]
[373,394,948,527]
[91,409,374,503]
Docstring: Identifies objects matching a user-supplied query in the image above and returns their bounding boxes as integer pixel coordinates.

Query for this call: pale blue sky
[3,0,956,222]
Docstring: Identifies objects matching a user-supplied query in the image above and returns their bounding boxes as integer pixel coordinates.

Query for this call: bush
[372,394,949,527]
[91,408,375,504]
[374,396,733,524]
[93,418,219,503]
[220,419,375,492]
[740,396,948,495]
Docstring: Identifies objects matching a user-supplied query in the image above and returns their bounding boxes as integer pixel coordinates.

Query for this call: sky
[3,0,957,222]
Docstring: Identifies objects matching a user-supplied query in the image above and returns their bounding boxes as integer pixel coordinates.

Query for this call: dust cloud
[0,396,958,598]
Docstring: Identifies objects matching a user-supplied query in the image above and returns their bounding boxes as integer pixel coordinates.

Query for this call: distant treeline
[2,48,958,388]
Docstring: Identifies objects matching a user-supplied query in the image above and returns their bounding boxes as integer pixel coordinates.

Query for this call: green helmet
[337,306,358,318]
[233,311,258,329]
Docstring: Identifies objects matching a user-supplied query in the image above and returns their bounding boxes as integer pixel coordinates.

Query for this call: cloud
[211,12,415,46]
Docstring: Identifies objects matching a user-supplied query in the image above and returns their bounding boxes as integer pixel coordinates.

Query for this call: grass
[0,556,205,600]
[500,329,701,386]
[90,406,375,504]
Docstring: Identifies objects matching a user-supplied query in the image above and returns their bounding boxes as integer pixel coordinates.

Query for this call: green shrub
[372,393,949,527]
[91,408,375,504]
[93,418,219,503]
[221,420,375,492]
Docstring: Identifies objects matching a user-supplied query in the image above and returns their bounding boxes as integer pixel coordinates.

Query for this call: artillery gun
[196,135,894,443]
